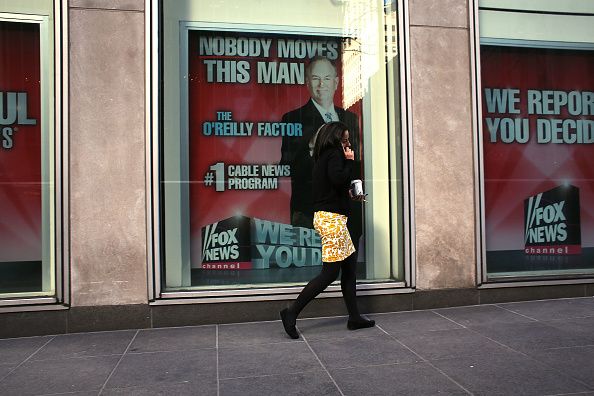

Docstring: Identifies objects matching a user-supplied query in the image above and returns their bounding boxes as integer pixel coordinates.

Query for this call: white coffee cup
[350,179,363,196]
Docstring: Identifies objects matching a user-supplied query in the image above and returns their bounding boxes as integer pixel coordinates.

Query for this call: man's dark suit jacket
[280,99,362,246]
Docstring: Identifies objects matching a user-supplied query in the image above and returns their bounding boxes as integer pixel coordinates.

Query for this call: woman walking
[280,121,375,339]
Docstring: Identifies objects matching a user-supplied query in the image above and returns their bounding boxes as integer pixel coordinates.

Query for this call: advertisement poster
[187,30,364,283]
[0,21,42,270]
[481,45,594,275]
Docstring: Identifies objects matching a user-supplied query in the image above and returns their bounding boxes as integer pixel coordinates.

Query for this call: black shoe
[347,317,375,330]
[280,308,299,339]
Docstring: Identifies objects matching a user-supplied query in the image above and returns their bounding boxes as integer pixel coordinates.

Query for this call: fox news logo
[524,185,581,255]
[201,217,251,269]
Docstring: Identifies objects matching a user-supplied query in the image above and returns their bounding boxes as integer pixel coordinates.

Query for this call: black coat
[279,99,363,246]
[312,147,353,217]
[280,99,360,215]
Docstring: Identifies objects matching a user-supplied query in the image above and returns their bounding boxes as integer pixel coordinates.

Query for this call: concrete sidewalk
[1,297,594,395]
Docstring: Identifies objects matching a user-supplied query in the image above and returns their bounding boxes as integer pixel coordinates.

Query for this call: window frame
[147,0,415,302]
[0,0,68,308]
[471,0,594,286]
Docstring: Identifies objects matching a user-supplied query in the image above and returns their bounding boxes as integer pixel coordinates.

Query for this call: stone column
[69,0,147,305]
[408,0,476,289]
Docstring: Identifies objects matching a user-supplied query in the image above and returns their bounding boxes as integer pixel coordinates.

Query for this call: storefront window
[0,1,56,298]
[478,1,594,280]
[158,0,404,292]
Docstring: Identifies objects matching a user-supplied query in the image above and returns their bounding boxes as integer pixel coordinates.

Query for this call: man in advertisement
[279,56,362,246]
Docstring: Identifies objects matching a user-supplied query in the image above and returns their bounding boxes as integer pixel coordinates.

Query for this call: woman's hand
[349,190,367,202]
[343,146,354,160]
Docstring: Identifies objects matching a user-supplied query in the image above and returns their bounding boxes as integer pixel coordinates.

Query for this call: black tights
[288,253,361,320]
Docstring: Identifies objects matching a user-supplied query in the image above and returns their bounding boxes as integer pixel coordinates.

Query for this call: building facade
[0,0,593,337]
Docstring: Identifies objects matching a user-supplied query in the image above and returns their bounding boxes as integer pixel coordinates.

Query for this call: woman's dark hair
[313,121,348,161]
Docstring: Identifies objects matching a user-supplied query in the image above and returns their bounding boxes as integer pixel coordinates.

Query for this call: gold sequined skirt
[313,211,356,262]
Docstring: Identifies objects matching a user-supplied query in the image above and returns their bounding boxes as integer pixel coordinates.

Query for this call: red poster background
[187,31,362,267]
[0,21,42,262]
[481,46,594,254]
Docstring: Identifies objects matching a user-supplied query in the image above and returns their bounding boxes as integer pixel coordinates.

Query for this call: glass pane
[161,0,402,291]
[479,5,594,280]
[0,5,54,297]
